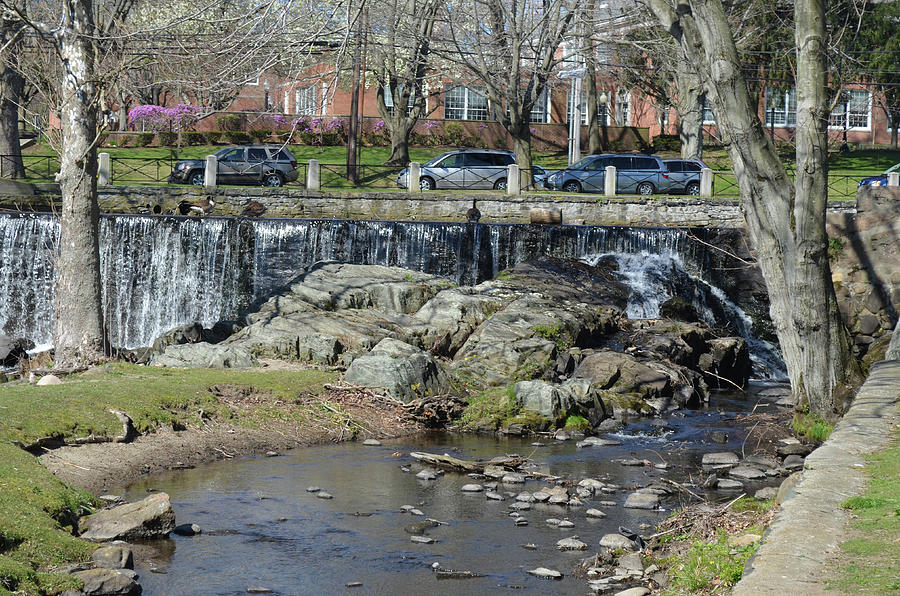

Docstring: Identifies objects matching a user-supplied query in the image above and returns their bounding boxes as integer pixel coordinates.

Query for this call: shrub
[445,121,464,146]
[184,131,206,146]
[792,409,833,443]
[157,131,177,146]
[118,134,132,147]
[204,131,223,145]
[249,129,270,143]
[564,415,591,432]
[217,114,242,132]
[137,132,155,147]
[224,131,251,144]
[653,134,681,152]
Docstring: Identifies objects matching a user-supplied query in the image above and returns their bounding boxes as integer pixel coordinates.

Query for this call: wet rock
[316,492,334,499]
[618,458,647,467]
[567,497,585,507]
[579,478,606,492]
[91,545,134,570]
[581,436,622,447]
[247,588,273,594]
[783,455,805,470]
[728,465,766,480]
[79,493,175,542]
[72,568,141,595]
[586,508,607,518]
[522,543,537,550]
[614,588,650,596]
[483,465,506,479]
[485,491,505,501]
[515,493,535,503]
[701,452,739,466]
[618,552,644,573]
[502,473,526,484]
[545,518,562,526]
[509,502,531,511]
[598,500,617,507]
[0,335,32,366]
[527,567,563,580]
[623,492,660,510]
[173,523,202,536]
[461,484,484,492]
[409,509,424,516]
[709,431,728,444]
[416,470,437,481]
[754,487,778,500]
[558,520,575,529]
[410,535,435,544]
[306,486,321,493]
[554,429,571,441]
[515,518,529,526]
[716,478,744,490]
[547,494,569,505]
[744,454,780,469]
[776,442,813,457]
[362,439,382,446]
[557,537,588,550]
[404,520,438,535]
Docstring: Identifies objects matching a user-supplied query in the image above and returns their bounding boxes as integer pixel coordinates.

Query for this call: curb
[732,359,900,595]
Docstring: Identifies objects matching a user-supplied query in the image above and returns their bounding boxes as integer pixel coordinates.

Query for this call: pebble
[173,523,202,536]
[502,473,526,484]
[702,452,740,466]
[410,536,434,544]
[558,520,575,529]
[521,543,537,550]
[586,508,607,518]
[531,442,546,447]
[515,493,535,502]
[515,518,529,526]
[557,537,588,551]
[409,509,424,516]
[527,567,562,580]
[400,505,415,512]
[264,451,279,457]
[485,491,505,501]
[316,492,334,499]
[618,458,647,466]
[345,582,363,588]
[362,439,382,446]
[416,470,437,480]
[509,502,531,511]
[305,486,321,493]
[598,500,617,507]
[461,484,484,493]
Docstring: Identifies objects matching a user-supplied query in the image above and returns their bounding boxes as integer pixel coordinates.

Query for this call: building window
[384,83,426,117]
[701,94,716,124]
[567,89,610,125]
[444,86,488,121]
[830,89,871,130]
[529,90,550,123]
[615,89,631,126]
[295,86,317,115]
[764,88,797,127]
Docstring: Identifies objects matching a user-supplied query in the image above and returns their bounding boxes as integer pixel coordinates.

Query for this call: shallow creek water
[119,387,786,596]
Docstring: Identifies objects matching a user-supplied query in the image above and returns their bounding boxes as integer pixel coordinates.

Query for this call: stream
[117,385,787,596]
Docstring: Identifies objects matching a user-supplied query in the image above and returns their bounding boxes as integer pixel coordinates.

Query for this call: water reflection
[122,390,784,595]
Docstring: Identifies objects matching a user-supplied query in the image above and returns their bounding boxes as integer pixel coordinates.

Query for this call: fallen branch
[410,451,528,473]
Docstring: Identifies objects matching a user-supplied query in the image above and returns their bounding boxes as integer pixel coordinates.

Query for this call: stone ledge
[732,359,900,595]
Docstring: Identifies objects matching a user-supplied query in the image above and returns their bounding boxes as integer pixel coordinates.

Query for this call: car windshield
[570,156,597,170]
[884,162,900,174]
[423,153,451,167]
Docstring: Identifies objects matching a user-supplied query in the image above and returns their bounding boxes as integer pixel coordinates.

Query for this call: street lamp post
[263,80,270,111]
[599,91,608,151]
[560,67,586,166]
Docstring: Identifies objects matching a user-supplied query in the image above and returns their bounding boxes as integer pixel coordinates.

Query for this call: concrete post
[98,152,110,185]
[604,165,617,196]
[889,172,899,187]
[409,162,421,192]
[700,167,713,197]
[507,164,520,195]
[204,155,217,188]
[307,159,320,191]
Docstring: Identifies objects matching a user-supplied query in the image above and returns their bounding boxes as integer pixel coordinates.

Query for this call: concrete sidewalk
[732,359,900,595]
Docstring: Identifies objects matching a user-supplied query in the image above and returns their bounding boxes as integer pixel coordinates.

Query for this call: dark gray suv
[169,145,299,187]
[397,149,516,190]
[544,153,667,195]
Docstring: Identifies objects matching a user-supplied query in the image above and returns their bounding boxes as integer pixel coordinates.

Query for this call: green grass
[826,415,900,594]
[661,530,761,593]
[0,363,340,594]
[459,385,519,429]
[792,409,834,444]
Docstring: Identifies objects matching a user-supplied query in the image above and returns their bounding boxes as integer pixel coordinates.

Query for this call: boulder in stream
[79,493,175,542]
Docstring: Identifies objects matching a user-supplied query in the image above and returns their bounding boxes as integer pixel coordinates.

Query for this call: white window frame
[567,89,610,125]
[701,95,716,124]
[829,89,871,131]
[764,87,797,128]
[529,89,551,124]
[615,90,631,126]
[444,86,488,121]
[295,86,317,116]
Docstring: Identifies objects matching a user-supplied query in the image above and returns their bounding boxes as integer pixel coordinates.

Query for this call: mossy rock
[504,409,551,432]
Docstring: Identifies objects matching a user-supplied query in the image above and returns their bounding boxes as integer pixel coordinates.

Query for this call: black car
[169,145,299,187]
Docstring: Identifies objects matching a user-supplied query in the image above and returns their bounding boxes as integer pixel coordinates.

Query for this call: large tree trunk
[510,123,533,191]
[891,112,899,148]
[673,59,704,159]
[644,0,859,417]
[54,0,108,366]
[0,10,25,178]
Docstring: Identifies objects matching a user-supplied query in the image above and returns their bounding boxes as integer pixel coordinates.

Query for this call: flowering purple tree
[128,104,201,132]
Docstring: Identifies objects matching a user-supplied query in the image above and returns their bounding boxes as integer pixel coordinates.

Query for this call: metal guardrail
[0,154,873,200]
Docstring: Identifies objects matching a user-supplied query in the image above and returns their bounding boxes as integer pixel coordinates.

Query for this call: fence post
[204,155,217,188]
[307,159,320,191]
[408,162,421,192]
[604,165,617,197]
[507,164,520,195]
[700,167,713,197]
[889,172,899,187]
[98,152,110,185]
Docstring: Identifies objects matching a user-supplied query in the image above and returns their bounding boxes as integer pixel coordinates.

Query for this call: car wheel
[686,181,701,195]
[262,172,283,187]
[562,180,582,193]
[419,177,435,191]
[637,181,655,195]
[188,171,205,186]
[493,178,507,191]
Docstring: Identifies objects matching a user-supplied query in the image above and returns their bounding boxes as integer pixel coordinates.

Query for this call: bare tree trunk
[673,59,703,159]
[643,0,860,417]
[585,54,601,154]
[54,0,108,366]
[510,123,533,190]
[385,116,413,165]
[0,10,25,178]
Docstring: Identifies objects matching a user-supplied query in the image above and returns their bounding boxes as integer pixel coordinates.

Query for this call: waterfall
[0,214,732,351]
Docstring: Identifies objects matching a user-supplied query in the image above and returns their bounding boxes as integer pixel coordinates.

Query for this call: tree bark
[54,0,108,366]
[673,59,703,159]
[0,9,25,178]
[643,0,860,417]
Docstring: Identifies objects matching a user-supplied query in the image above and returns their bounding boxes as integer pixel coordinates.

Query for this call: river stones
[557,537,588,550]
[316,491,334,499]
[623,491,660,510]
[728,465,767,480]
[614,587,650,596]
[501,472,526,484]
[509,502,531,511]
[527,567,563,580]
[363,438,382,446]
[72,568,141,596]
[410,535,435,544]
[716,478,744,490]
[79,493,175,542]
[701,452,739,466]
[783,455,805,470]
[306,486,321,493]
[173,523,202,536]
[416,469,437,480]
[618,552,645,573]
[586,508,607,518]
[578,478,606,493]
[91,545,134,570]
[461,484,484,492]
[515,493,535,502]
[599,533,637,550]
[485,491,505,501]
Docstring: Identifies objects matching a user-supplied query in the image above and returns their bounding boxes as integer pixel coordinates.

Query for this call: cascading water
[0,214,770,367]
[582,251,786,379]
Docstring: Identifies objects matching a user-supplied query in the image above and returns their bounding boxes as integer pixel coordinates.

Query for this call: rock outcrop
[79,493,176,542]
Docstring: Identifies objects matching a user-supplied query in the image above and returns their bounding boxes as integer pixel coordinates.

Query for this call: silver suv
[169,145,299,187]
[545,153,667,195]
[397,149,516,190]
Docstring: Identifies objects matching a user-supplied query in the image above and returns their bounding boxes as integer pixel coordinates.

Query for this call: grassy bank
[826,412,900,594]
[0,363,340,595]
